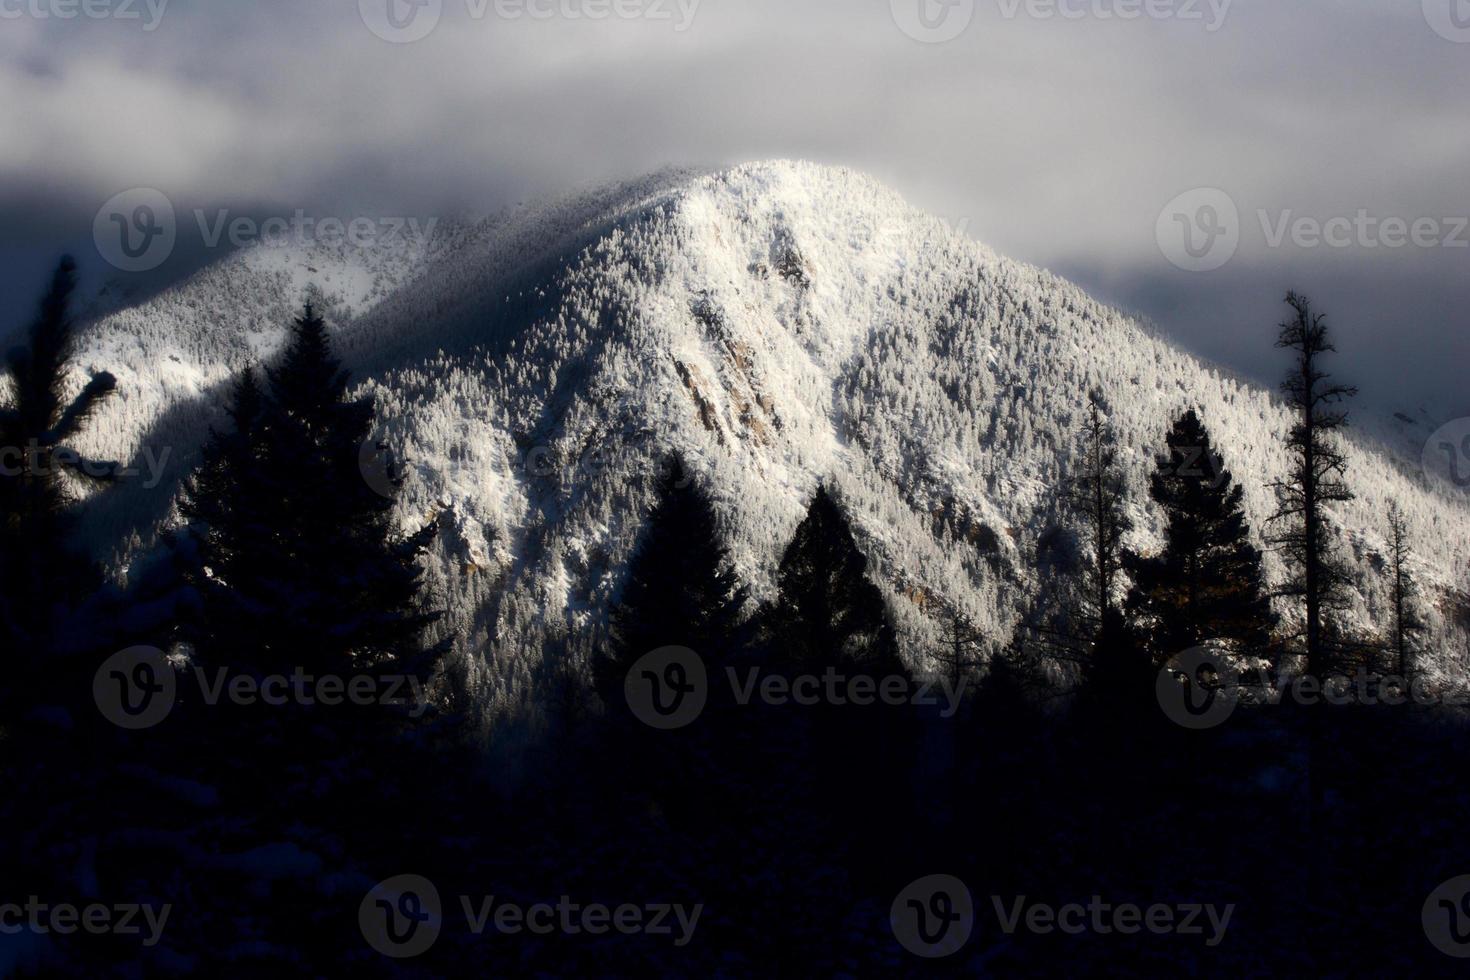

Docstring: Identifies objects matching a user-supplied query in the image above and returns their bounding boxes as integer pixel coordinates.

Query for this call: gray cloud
[2,0,1466,415]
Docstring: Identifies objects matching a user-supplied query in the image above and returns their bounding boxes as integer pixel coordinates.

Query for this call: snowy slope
[69,161,1470,722]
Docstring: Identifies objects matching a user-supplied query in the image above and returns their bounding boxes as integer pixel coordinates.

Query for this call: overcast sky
[3,0,1467,416]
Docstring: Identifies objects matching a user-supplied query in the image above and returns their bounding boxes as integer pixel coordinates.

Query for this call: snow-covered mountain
[69,161,1470,724]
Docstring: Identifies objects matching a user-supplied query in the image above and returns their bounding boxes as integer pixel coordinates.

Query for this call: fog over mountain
[3,0,1469,418]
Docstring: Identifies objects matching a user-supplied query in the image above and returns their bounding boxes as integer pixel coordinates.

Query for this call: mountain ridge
[66,160,1470,725]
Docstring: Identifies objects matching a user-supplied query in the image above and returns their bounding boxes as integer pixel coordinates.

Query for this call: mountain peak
[72,165,1470,720]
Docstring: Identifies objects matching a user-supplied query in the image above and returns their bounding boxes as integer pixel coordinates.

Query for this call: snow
[67,160,1470,729]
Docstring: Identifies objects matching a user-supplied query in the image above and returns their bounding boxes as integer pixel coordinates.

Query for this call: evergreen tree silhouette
[179,303,441,677]
[1385,501,1425,684]
[765,483,914,875]
[594,455,748,712]
[1065,392,1132,638]
[0,256,116,660]
[767,484,903,676]
[177,368,273,664]
[975,632,1043,722]
[1062,392,1152,709]
[1268,292,1356,677]
[1126,409,1274,660]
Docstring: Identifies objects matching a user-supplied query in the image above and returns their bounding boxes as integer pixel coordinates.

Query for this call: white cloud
[2,0,1467,412]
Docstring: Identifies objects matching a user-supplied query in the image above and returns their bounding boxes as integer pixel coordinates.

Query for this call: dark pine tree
[764,483,915,882]
[177,368,273,663]
[587,456,751,821]
[1385,501,1425,684]
[1065,392,1132,636]
[1267,292,1356,677]
[1126,409,1274,661]
[0,256,117,661]
[179,303,441,677]
[594,455,748,712]
[1064,392,1150,708]
[767,484,903,676]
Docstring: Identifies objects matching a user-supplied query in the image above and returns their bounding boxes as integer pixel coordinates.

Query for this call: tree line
[0,258,1434,731]
[0,254,1451,974]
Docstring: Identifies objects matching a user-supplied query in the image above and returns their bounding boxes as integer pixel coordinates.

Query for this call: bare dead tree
[933,601,986,693]
[1267,293,1356,678]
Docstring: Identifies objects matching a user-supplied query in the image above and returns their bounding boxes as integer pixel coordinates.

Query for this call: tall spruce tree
[1385,502,1425,682]
[595,456,748,708]
[1064,392,1153,709]
[0,256,117,655]
[1065,392,1132,636]
[1126,409,1273,660]
[766,484,915,864]
[1267,293,1356,676]
[178,368,273,662]
[178,303,440,675]
[767,484,902,676]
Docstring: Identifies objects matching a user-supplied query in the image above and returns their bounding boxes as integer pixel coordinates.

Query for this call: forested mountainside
[67,161,1470,727]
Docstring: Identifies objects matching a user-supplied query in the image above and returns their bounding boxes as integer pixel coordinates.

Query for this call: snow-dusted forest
[65,160,1470,731]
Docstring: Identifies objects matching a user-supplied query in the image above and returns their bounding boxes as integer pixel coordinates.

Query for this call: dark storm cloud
[1,0,1466,414]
